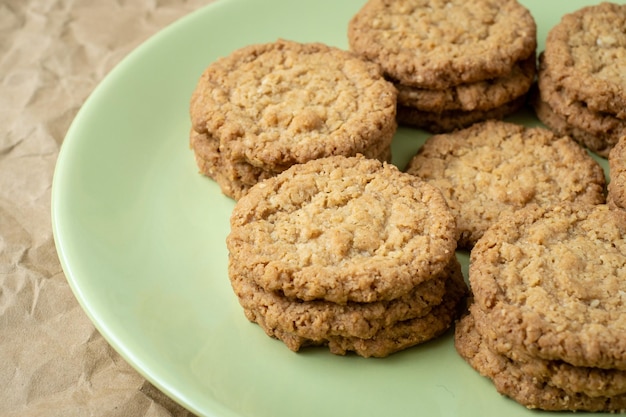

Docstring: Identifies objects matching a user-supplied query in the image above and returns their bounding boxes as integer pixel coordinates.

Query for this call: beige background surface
[1,1,217,415]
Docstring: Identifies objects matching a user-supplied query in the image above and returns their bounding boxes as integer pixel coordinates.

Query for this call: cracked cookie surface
[227,155,457,304]
[347,0,536,89]
[469,203,626,370]
[405,121,606,248]
[190,39,397,173]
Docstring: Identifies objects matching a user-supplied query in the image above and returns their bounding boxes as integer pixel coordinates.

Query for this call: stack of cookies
[189,39,397,200]
[347,0,537,133]
[404,120,606,249]
[533,2,626,157]
[456,203,626,411]
[226,155,467,358]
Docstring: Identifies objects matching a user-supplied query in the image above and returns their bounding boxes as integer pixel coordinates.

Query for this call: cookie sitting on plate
[347,0,537,133]
[532,2,626,157]
[457,203,626,411]
[189,39,397,200]
[404,120,606,249]
[226,155,467,357]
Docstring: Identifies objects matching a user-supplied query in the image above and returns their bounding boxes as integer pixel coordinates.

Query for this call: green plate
[52,1,614,416]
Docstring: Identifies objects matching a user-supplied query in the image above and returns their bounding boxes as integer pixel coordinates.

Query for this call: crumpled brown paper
[0,1,215,416]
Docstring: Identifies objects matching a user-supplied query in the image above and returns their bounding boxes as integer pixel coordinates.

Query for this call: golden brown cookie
[531,94,618,158]
[470,203,626,370]
[347,0,536,89]
[405,121,606,248]
[455,310,626,412]
[470,303,626,398]
[542,2,626,120]
[396,96,526,134]
[395,55,536,113]
[249,259,467,358]
[533,54,626,157]
[227,155,457,304]
[189,39,397,199]
[230,259,449,340]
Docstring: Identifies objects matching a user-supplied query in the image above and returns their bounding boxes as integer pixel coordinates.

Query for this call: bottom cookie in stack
[456,309,626,412]
[226,155,466,357]
[234,257,466,358]
[395,56,535,134]
[456,203,626,411]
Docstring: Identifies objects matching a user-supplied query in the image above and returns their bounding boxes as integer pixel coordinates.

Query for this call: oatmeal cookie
[347,0,536,89]
[455,311,626,412]
[405,121,606,248]
[532,95,618,158]
[396,55,536,113]
[470,203,626,370]
[227,155,457,304]
[542,2,626,120]
[230,258,451,340]
[533,55,626,157]
[396,96,526,134]
[189,39,397,197]
[250,260,467,358]
[470,303,626,398]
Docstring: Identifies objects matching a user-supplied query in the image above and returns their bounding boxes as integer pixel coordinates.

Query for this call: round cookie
[405,120,606,248]
[347,0,536,89]
[455,311,626,412]
[190,39,397,172]
[470,203,626,370]
[226,155,458,304]
[396,55,536,113]
[609,136,626,210]
[470,303,626,398]
[230,258,451,340]
[542,3,626,120]
[534,55,626,157]
[251,261,467,358]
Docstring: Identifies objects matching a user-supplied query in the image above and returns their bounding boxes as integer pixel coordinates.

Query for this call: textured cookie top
[405,120,606,248]
[543,2,626,118]
[227,155,457,304]
[190,39,397,170]
[470,203,626,370]
[347,0,536,89]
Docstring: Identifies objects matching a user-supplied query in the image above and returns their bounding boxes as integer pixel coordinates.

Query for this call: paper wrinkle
[1,0,212,415]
